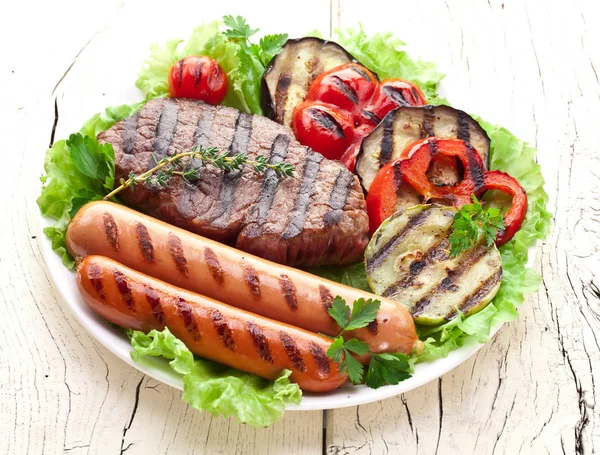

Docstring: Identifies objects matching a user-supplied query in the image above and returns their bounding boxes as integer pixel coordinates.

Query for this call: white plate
[41,216,532,410]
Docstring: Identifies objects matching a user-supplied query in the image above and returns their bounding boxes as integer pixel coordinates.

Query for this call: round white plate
[41,217,531,410]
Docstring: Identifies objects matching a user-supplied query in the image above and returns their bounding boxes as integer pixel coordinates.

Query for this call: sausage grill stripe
[88,262,105,300]
[113,270,135,311]
[421,105,435,137]
[167,232,188,276]
[366,207,433,272]
[194,108,213,149]
[153,99,179,156]
[204,247,224,284]
[247,321,274,363]
[282,151,323,239]
[135,223,154,263]
[324,169,353,226]
[319,285,334,312]
[211,112,253,226]
[274,73,292,124]
[411,243,491,316]
[280,331,306,372]
[243,263,261,299]
[279,274,298,311]
[446,268,503,320]
[144,286,164,324]
[251,134,291,231]
[121,112,140,155]
[211,309,236,351]
[103,212,120,251]
[309,342,331,375]
[379,112,396,166]
[176,297,201,341]
[382,238,450,297]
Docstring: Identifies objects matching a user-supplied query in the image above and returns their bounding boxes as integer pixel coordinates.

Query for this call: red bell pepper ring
[292,63,427,172]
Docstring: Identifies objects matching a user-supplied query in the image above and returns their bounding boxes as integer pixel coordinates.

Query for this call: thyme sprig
[103,146,294,201]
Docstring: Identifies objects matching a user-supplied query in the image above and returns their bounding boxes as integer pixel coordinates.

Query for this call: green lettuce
[129,328,301,427]
[37,103,142,267]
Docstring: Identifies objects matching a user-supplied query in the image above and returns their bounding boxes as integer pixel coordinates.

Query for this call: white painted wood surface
[2,0,598,453]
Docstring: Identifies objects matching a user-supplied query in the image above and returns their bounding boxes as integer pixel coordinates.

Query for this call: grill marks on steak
[98,98,369,267]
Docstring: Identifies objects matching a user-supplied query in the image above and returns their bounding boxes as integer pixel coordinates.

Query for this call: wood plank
[2,1,330,453]
[326,0,600,453]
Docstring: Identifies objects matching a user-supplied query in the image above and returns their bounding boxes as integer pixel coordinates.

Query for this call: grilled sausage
[77,255,346,392]
[67,201,421,355]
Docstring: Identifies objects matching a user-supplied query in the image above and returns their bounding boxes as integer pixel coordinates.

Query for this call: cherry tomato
[368,79,427,119]
[291,102,355,161]
[168,56,228,105]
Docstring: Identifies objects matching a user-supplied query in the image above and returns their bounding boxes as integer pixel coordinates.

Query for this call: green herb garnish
[449,195,505,257]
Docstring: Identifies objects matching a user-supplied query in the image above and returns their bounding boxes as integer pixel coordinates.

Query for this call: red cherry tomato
[291,102,355,161]
[168,56,228,105]
[368,79,427,119]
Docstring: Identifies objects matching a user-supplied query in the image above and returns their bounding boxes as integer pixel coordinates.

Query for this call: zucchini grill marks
[365,205,503,325]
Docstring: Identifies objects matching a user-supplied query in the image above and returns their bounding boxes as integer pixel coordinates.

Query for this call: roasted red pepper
[367,137,528,245]
[292,63,426,171]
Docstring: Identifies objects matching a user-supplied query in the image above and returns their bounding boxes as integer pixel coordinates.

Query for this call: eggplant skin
[356,105,491,192]
[261,37,362,128]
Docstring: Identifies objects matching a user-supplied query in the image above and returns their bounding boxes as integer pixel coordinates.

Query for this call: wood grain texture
[2,0,598,454]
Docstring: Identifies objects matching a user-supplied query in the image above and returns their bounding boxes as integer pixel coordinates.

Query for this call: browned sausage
[67,201,420,354]
[77,255,347,393]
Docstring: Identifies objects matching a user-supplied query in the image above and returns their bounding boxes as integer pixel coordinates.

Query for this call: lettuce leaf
[37,103,142,267]
[129,328,301,427]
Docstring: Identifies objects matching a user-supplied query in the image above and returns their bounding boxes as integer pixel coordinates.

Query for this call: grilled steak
[98,98,369,267]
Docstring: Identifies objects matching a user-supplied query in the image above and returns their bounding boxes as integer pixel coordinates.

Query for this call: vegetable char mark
[324,169,353,225]
[135,223,154,263]
[274,73,292,124]
[88,261,105,300]
[309,342,331,375]
[366,207,433,271]
[247,321,273,363]
[466,142,485,191]
[393,162,403,194]
[144,286,164,324]
[121,112,139,154]
[382,85,412,106]
[243,263,261,299]
[308,108,345,138]
[456,110,471,143]
[282,151,323,239]
[153,99,179,156]
[446,268,503,320]
[204,247,224,284]
[113,270,134,311]
[348,65,371,81]
[382,238,450,297]
[176,297,200,341]
[362,109,382,125]
[211,309,236,351]
[319,285,334,312]
[421,105,435,137]
[103,212,119,251]
[192,59,204,86]
[279,332,306,372]
[379,111,397,166]
[211,112,253,225]
[411,243,491,316]
[279,274,298,311]
[331,75,358,104]
[252,134,291,229]
[167,232,188,276]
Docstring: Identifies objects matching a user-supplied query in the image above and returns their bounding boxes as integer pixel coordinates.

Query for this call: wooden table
[3,0,598,453]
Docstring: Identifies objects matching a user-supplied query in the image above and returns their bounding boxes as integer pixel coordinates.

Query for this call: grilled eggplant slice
[365,204,502,325]
[356,105,491,191]
[261,37,357,128]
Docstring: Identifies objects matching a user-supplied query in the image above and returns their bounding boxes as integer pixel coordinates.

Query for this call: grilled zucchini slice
[261,37,357,128]
[356,105,491,191]
[365,204,502,325]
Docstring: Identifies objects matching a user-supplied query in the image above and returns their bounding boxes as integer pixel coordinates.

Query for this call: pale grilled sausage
[67,201,420,354]
[77,255,347,392]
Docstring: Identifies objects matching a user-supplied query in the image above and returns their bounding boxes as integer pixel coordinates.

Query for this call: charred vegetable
[261,37,356,128]
[365,205,502,325]
[356,105,490,191]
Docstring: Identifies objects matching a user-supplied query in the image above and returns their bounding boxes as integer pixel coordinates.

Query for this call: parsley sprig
[449,195,505,257]
[326,297,413,388]
[103,146,294,200]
